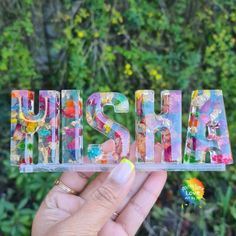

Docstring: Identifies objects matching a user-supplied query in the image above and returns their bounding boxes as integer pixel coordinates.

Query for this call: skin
[32,140,167,236]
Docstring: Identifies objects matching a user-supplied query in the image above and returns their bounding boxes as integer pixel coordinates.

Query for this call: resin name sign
[10,90,233,173]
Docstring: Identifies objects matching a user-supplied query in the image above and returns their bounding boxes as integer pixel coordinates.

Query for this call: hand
[32,140,167,236]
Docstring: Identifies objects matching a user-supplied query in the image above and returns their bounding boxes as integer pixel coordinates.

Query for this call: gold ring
[111,211,119,221]
[54,179,79,195]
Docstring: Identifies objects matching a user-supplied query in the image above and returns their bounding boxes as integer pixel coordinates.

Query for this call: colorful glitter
[184,90,233,164]
[135,90,182,163]
[10,89,233,172]
[11,90,60,165]
[86,92,130,163]
[61,90,83,163]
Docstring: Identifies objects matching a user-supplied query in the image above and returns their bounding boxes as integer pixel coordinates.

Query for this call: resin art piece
[10,89,233,172]
[61,90,83,163]
[135,90,182,163]
[184,90,233,164]
[86,92,130,164]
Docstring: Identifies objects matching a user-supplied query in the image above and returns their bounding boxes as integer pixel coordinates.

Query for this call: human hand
[32,140,167,236]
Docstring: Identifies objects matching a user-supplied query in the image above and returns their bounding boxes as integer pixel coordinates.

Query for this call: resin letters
[11,90,60,165]
[184,90,233,164]
[61,90,83,163]
[135,90,182,163]
[86,92,130,163]
[10,89,233,172]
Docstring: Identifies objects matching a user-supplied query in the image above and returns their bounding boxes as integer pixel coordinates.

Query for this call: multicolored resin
[184,90,233,164]
[61,90,83,163]
[135,90,182,163]
[10,89,233,172]
[86,92,130,163]
[10,90,60,165]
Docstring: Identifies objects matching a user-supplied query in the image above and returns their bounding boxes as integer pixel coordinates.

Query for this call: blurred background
[0,0,236,235]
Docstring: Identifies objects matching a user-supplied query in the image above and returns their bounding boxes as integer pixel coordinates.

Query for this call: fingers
[79,172,109,198]
[116,170,167,236]
[79,140,117,198]
[54,139,115,195]
[61,159,135,235]
[80,142,162,212]
[114,142,147,211]
[45,139,116,218]
[112,142,163,212]
[79,141,135,199]
[56,172,93,194]
[45,191,85,214]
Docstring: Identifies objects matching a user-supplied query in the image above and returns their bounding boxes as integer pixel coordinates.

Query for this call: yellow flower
[111,8,123,25]
[149,68,162,81]
[128,70,133,76]
[124,63,133,76]
[77,31,85,38]
[104,123,111,133]
[26,123,38,133]
[149,69,157,76]
[94,32,99,38]
[125,63,131,70]
[155,73,162,80]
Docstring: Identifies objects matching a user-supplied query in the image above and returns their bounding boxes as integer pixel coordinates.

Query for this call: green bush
[1,0,236,235]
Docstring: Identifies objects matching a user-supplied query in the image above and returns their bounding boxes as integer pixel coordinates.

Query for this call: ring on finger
[54,179,79,195]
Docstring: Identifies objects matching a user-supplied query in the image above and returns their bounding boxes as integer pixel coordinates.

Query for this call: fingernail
[109,158,135,184]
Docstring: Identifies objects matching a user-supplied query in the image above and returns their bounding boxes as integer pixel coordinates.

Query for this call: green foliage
[1,0,236,235]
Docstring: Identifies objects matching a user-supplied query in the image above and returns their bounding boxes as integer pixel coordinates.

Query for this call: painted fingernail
[109,158,134,184]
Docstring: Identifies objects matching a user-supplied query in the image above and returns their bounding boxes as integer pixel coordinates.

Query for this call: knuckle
[92,185,118,208]
[130,198,147,221]
[44,190,57,208]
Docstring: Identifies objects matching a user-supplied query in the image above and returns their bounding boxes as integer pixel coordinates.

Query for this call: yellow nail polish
[109,157,135,184]
[120,158,135,171]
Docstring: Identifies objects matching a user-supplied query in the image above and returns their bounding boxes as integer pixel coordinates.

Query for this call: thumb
[65,158,135,235]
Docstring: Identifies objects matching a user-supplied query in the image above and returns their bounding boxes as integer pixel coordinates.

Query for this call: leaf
[18,198,28,210]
